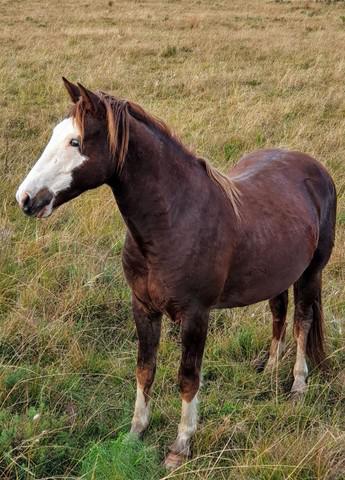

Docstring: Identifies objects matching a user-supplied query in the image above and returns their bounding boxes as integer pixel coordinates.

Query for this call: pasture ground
[0,0,345,478]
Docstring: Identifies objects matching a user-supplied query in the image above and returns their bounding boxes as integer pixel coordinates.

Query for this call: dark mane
[70,92,241,217]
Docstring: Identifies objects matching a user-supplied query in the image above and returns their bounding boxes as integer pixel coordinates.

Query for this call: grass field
[1,0,345,478]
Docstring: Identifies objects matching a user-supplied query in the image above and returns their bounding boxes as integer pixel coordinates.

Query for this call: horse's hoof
[128,430,142,441]
[290,387,306,403]
[129,423,147,439]
[253,353,269,373]
[123,431,142,443]
[164,452,188,471]
[264,361,274,372]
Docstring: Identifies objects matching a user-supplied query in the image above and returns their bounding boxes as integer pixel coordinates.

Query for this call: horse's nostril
[22,193,32,213]
[22,192,30,207]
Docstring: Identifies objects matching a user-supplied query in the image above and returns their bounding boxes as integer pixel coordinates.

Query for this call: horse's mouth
[35,201,54,218]
[18,188,55,218]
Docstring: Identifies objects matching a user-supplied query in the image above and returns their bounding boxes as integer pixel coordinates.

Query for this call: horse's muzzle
[19,188,54,218]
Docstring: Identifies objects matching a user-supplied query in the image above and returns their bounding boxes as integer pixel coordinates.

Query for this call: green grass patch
[80,433,162,480]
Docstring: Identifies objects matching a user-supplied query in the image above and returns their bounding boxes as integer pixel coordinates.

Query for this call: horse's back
[230,148,335,223]
[230,149,332,187]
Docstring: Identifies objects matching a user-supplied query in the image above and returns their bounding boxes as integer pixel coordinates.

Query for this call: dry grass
[0,0,345,478]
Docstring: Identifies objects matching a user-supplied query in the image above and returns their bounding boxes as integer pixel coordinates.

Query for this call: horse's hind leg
[130,296,162,436]
[291,194,336,398]
[291,268,324,398]
[291,176,336,397]
[265,290,288,370]
[164,306,209,470]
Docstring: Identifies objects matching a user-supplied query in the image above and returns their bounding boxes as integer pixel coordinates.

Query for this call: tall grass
[0,0,344,478]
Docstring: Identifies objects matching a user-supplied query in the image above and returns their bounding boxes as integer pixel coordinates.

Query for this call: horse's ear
[62,77,80,103]
[77,82,103,115]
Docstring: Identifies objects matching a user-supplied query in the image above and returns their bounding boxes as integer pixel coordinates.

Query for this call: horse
[16,78,337,470]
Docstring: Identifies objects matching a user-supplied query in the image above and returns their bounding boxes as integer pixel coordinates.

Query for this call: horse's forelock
[69,100,86,144]
[69,93,130,174]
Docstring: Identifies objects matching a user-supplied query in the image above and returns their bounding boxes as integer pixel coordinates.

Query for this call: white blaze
[16,117,86,215]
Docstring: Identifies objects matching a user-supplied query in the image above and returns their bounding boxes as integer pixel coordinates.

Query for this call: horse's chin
[35,200,54,219]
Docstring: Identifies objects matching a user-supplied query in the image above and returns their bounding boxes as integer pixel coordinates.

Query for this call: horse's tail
[306,175,336,369]
[306,289,326,368]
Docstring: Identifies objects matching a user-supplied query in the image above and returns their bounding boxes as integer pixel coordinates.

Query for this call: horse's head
[16,78,119,218]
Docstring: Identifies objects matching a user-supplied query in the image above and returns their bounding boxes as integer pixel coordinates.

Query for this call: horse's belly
[216,228,317,308]
[217,269,301,308]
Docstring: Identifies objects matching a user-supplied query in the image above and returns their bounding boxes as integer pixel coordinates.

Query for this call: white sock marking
[266,338,285,368]
[131,386,150,434]
[171,395,198,456]
[292,335,308,393]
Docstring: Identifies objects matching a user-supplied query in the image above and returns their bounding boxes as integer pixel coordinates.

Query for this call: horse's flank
[70,93,241,217]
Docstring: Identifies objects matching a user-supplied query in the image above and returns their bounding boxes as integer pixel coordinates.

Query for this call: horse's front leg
[165,307,210,470]
[130,295,162,436]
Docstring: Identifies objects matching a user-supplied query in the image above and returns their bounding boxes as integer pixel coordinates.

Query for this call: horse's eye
[70,139,80,147]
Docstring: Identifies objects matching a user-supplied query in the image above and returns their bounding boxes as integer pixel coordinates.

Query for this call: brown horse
[16,78,336,469]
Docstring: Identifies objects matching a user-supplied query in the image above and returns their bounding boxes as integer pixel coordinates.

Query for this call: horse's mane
[70,93,241,217]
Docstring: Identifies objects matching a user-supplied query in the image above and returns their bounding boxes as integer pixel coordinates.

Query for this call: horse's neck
[108,116,200,249]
